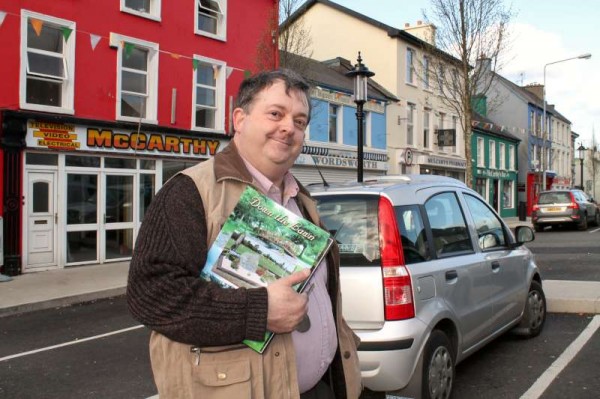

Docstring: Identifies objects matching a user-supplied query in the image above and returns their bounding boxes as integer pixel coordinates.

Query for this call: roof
[472,111,520,142]
[281,51,398,102]
[493,74,571,124]
[281,0,462,66]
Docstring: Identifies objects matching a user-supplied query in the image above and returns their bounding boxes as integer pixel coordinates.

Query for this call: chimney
[403,21,436,45]
[523,83,544,100]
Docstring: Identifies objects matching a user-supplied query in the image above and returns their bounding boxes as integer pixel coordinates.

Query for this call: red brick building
[0,0,278,275]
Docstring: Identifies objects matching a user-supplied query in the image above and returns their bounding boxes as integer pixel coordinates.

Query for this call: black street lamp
[346,52,374,182]
[578,144,586,190]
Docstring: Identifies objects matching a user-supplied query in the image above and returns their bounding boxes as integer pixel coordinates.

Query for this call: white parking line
[520,315,600,399]
[589,227,600,233]
[0,324,144,362]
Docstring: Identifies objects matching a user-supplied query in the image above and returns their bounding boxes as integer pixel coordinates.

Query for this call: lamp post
[578,144,586,190]
[346,52,374,182]
[541,53,591,190]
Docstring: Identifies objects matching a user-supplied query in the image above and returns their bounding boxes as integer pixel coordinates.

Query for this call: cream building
[285,0,467,180]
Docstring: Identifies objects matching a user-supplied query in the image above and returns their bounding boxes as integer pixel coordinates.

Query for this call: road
[1,229,598,398]
[525,225,600,281]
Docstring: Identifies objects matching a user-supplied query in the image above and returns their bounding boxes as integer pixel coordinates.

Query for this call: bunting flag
[30,18,43,36]
[192,59,199,71]
[244,70,251,78]
[123,41,134,58]
[61,26,73,41]
[226,66,233,79]
[90,33,101,50]
[0,11,7,28]
[212,64,219,79]
[170,53,181,59]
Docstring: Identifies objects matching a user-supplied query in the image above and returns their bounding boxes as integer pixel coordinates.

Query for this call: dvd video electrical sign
[26,121,226,159]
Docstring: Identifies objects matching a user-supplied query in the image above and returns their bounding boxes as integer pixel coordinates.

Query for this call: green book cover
[200,186,333,353]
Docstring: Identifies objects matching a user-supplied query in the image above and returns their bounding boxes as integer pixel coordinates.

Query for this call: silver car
[532,189,600,232]
[310,175,545,399]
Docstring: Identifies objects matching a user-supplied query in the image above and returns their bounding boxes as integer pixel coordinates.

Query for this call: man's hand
[266,269,310,333]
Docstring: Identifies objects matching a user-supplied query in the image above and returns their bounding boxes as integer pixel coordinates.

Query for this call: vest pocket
[193,358,251,398]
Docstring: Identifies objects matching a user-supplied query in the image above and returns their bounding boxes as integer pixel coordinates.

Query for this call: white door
[26,172,57,268]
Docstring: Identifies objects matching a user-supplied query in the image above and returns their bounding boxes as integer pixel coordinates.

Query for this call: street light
[346,52,374,182]
[541,53,591,190]
[578,144,586,190]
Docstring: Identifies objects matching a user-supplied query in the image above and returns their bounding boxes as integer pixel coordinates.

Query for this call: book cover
[200,186,333,353]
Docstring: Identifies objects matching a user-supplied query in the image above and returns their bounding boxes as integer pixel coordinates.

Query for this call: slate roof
[282,51,398,102]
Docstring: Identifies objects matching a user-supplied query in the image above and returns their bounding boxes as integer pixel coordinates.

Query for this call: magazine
[200,186,334,353]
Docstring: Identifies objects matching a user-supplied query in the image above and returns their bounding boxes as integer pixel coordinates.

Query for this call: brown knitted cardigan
[126,172,269,346]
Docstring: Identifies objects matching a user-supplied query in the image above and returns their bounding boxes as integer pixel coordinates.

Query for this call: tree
[421,0,512,187]
[256,0,314,73]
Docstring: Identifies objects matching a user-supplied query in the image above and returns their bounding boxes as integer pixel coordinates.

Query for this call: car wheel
[534,223,544,233]
[513,280,546,338]
[594,212,600,227]
[578,214,588,231]
[422,330,454,399]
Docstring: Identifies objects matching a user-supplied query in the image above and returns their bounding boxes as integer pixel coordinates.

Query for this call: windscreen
[538,192,571,204]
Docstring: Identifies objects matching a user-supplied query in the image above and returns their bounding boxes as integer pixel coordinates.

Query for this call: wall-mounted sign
[422,155,466,169]
[26,120,227,159]
[436,129,456,146]
[404,148,413,166]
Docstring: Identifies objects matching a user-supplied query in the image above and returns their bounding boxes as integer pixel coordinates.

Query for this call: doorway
[25,171,57,270]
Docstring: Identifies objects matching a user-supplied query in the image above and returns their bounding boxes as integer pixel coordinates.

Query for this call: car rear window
[538,192,571,204]
[316,195,381,267]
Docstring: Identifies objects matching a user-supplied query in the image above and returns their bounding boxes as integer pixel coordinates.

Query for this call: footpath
[1,217,599,317]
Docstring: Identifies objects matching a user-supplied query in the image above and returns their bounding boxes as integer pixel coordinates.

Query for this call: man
[127,69,361,398]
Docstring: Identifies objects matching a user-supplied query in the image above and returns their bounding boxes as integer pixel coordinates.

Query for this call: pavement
[0,217,599,317]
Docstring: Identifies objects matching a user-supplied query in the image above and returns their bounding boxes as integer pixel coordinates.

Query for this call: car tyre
[513,280,546,338]
[593,211,600,227]
[534,223,544,233]
[422,330,454,399]
[578,214,588,231]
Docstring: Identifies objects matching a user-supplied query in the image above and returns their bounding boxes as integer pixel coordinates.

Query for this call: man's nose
[279,115,296,133]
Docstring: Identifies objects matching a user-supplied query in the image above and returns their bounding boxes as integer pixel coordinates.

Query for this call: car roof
[307,174,469,197]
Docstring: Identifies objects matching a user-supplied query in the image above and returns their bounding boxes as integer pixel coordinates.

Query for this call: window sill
[21,102,75,115]
[122,9,161,22]
[195,30,227,42]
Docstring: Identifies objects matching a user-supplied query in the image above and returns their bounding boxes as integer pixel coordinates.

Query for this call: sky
[332,0,599,147]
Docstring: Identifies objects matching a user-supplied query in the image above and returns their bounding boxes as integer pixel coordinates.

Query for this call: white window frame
[499,142,506,170]
[503,180,514,209]
[121,0,162,21]
[423,56,430,90]
[111,34,159,124]
[328,103,339,143]
[452,115,458,154]
[192,55,226,133]
[195,0,227,41]
[406,48,415,85]
[423,109,430,148]
[20,10,76,114]
[407,103,415,146]
[489,140,496,169]
[477,137,484,167]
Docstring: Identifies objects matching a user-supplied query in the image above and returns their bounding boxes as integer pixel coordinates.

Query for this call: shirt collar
[240,157,300,205]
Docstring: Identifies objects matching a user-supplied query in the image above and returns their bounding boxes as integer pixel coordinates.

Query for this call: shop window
[196,0,227,40]
[329,104,338,143]
[163,160,200,183]
[66,155,101,167]
[21,10,75,113]
[193,56,226,131]
[121,0,161,20]
[140,159,156,170]
[503,180,514,208]
[105,157,136,169]
[67,231,97,263]
[112,34,158,123]
[26,153,58,165]
[475,177,487,200]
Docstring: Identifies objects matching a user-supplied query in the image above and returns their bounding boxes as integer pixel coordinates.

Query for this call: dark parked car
[532,189,600,232]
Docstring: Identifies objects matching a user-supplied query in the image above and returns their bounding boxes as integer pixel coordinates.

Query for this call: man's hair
[235,69,312,122]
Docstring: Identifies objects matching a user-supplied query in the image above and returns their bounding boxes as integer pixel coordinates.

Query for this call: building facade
[285,0,467,181]
[286,53,397,184]
[0,0,277,275]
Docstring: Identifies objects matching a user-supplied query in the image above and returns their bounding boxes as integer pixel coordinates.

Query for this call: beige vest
[149,159,362,399]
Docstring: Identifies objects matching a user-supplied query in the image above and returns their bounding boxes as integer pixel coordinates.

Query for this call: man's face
[233,80,309,182]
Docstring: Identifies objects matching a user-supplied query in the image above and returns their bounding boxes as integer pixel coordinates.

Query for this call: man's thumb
[279,269,310,287]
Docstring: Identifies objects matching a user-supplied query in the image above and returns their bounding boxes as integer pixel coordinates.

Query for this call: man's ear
[232,108,246,134]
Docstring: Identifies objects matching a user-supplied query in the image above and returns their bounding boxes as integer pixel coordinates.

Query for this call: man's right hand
[266,269,310,333]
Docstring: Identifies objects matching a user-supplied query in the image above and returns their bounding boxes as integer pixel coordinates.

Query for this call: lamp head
[578,53,592,59]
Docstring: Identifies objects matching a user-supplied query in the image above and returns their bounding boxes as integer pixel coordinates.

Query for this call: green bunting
[61,27,73,41]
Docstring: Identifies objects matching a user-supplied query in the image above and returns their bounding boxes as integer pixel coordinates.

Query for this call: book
[199,185,334,353]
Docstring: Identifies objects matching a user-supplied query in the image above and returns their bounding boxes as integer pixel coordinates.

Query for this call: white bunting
[0,11,6,27]
[226,67,233,79]
[90,34,101,50]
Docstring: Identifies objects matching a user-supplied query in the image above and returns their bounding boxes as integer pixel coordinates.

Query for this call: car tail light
[568,193,579,210]
[532,204,540,212]
[378,197,415,320]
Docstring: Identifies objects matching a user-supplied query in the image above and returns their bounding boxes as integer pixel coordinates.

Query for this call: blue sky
[332,0,599,146]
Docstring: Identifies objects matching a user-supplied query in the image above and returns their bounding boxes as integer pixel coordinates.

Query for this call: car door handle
[491,261,500,270]
[445,270,458,281]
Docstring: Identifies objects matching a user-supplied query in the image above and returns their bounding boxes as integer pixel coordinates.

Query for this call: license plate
[547,207,562,212]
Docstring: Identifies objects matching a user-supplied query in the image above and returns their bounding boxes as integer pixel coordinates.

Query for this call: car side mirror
[514,226,534,246]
